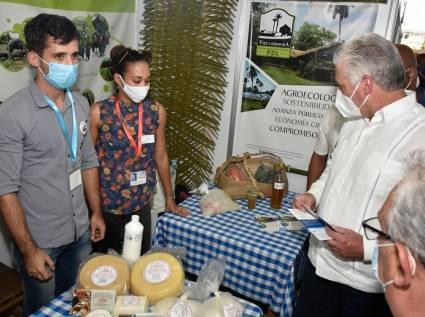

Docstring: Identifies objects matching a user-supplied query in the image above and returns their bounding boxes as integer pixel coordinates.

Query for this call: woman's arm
[154,103,189,216]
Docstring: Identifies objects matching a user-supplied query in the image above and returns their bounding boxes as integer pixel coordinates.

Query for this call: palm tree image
[274,13,282,32]
[328,5,349,41]
[272,17,277,33]
[256,78,263,92]
[249,65,259,96]
[242,60,277,112]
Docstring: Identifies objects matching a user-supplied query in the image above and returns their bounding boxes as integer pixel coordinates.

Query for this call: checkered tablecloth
[30,288,263,317]
[153,191,309,317]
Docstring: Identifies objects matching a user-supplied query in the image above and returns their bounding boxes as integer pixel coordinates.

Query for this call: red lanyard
[114,100,143,157]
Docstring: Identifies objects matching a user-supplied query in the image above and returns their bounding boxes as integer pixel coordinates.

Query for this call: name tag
[130,171,146,186]
[69,169,82,191]
[141,134,155,144]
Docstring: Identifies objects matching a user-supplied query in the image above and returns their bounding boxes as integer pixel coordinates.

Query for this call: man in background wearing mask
[417,53,425,106]
[0,14,105,315]
[306,43,419,190]
[395,44,419,93]
[293,33,425,316]
[363,148,425,317]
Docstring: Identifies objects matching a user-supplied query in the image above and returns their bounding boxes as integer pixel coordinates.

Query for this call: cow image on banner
[0,0,136,104]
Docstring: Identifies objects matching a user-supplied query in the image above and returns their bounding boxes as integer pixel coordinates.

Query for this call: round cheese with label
[131,252,184,303]
[78,255,130,294]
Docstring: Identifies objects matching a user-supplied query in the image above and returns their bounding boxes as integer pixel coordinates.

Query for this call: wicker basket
[214,152,288,199]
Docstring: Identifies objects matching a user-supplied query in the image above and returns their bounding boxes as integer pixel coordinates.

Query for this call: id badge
[130,171,147,186]
[69,169,82,191]
[141,134,155,144]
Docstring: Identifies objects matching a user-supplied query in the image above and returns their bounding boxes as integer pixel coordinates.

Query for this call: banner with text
[233,1,378,172]
[0,0,136,104]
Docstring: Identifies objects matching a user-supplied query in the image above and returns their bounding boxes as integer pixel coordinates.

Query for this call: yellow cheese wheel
[131,252,184,304]
[78,255,130,295]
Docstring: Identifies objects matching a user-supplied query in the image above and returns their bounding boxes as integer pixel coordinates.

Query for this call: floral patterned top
[96,96,159,215]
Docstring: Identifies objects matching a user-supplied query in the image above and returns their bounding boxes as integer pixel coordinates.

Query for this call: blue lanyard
[44,91,77,162]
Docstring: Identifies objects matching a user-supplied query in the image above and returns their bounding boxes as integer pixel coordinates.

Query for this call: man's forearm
[81,167,102,216]
[0,193,38,255]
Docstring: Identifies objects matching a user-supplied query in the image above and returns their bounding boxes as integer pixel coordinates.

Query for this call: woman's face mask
[119,75,150,103]
[372,242,416,291]
[335,79,369,118]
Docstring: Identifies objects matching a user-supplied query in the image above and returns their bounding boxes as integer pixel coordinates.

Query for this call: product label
[91,265,117,286]
[123,295,140,306]
[143,260,171,284]
[90,290,116,312]
[170,301,192,317]
[125,233,143,242]
[274,182,285,190]
[223,302,243,317]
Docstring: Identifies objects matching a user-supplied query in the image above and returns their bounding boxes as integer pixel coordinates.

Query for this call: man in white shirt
[293,33,425,316]
[306,44,418,191]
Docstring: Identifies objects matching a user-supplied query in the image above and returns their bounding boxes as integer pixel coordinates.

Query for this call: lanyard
[114,100,144,157]
[44,91,77,162]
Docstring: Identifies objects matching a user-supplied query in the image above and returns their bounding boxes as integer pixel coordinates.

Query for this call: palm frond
[141,0,238,189]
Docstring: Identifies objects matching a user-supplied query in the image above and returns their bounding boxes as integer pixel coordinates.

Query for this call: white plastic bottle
[122,215,144,265]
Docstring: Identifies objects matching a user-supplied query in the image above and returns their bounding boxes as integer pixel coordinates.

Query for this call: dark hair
[24,13,79,55]
[110,45,152,76]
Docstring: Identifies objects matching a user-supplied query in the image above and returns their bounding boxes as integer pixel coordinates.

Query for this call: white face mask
[119,75,149,103]
[335,80,369,118]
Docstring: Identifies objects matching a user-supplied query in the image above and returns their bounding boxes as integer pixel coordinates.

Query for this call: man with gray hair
[362,148,425,317]
[293,33,425,316]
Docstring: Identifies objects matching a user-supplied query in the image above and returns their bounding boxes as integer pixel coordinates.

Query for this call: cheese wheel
[131,252,184,303]
[78,255,130,295]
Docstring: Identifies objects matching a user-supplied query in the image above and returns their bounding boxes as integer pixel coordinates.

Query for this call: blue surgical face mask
[372,242,416,291]
[38,57,79,90]
[372,243,395,290]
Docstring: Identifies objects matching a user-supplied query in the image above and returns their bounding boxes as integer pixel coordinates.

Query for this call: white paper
[141,134,155,144]
[288,208,316,220]
[264,221,283,233]
[69,169,82,191]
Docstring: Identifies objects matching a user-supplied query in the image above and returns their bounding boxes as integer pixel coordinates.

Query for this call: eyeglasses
[362,217,392,240]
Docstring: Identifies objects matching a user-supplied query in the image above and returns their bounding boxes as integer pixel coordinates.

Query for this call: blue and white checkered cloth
[30,287,264,316]
[153,191,309,317]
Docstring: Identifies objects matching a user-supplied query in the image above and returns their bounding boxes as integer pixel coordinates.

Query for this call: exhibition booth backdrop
[0,0,403,267]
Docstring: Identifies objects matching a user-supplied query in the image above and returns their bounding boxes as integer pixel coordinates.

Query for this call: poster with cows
[0,0,136,105]
[233,1,378,173]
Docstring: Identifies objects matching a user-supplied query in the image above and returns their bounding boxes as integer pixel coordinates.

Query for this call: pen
[300,202,336,231]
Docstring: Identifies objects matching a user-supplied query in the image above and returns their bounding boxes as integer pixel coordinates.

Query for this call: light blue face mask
[371,243,395,290]
[39,57,79,90]
[372,242,416,291]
